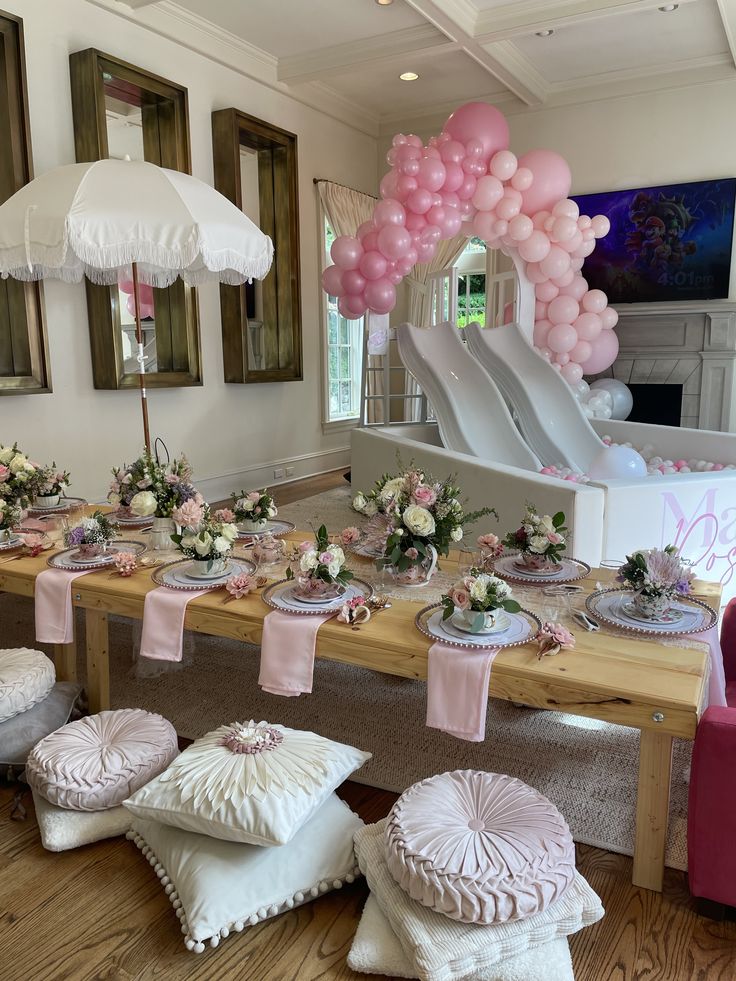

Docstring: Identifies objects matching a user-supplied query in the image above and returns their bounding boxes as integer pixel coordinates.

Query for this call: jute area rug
[1,486,691,871]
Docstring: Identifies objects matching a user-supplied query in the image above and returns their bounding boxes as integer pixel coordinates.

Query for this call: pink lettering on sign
[661,488,736,587]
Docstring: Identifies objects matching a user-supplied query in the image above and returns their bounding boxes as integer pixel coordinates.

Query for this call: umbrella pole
[131,262,152,453]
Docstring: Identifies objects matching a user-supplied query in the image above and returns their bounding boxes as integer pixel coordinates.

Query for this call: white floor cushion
[32,789,132,852]
[0,648,55,723]
[348,895,575,981]
[355,820,602,981]
[0,682,81,775]
[128,792,363,952]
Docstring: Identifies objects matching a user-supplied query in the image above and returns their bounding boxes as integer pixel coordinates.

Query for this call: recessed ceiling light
[399,71,419,81]
[658,3,678,10]
[375,0,394,5]
[535,29,554,37]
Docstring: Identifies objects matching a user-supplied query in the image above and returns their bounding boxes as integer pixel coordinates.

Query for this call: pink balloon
[548,295,579,325]
[508,213,533,241]
[518,230,551,263]
[439,139,465,164]
[377,224,412,260]
[395,175,418,199]
[561,362,584,385]
[591,214,611,238]
[426,205,446,228]
[442,162,464,193]
[535,300,548,320]
[489,150,517,181]
[422,224,442,245]
[407,187,433,215]
[342,269,367,296]
[339,294,367,319]
[423,146,441,160]
[570,340,592,364]
[532,210,551,230]
[464,138,484,158]
[417,157,446,192]
[539,347,554,362]
[472,175,504,211]
[575,239,596,259]
[463,157,486,177]
[518,149,572,215]
[361,230,379,252]
[441,190,460,209]
[416,242,437,263]
[511,167,533,191]
[118,277,134,295]
[379,172,399,199]
[365,278,396,315]
[552,199,579,220]
[401,159,420,177]
[536,281,559,302]
[359,250,388,281]
[321,264,345,296]
[574,311,602,341]
[577,215,592,230]
[496,192,521,221]
[600,306,619,330]
[406,134,423,147]
[547,323,578,354]
[406,211,427,232]
[386,148,398,167]
[396,143,421,163]
[493,219,509,237]
[357,221,376,240]
[559,229,584,254]
[560,274,589,301]
[552,268,575,288]
[539,245,571,280]
[501,301,514,324]
[550,216,577,243]
[570,257,585,270]
[582,289,607,314]
[581,227,595,243]
[579,328,619,374]
[374,198,406,227]
[554,352,570,366]
[440,206,463,237]
[525,262,548,284]
[456,173,478,201]
[472,211,497,242]
[533,319,552,347]
[392,133,408,147]
[443,102,510,162]
[331,236,363,271]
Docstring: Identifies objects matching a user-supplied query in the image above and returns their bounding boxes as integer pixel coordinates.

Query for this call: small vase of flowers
[64,511,117,558]
[616,545,694,620]
[231,489,277,533]
[503,505,567,572]
[33,463,71,508]
[286,525,353,600]
[0,500,21,542]
[171,502,238,578]
[0,442,40,510]
[442,571,521,634]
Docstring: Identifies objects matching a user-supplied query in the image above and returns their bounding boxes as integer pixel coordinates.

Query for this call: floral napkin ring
[113,551,138,576]
[537,621,575,660]
[337,595,371,625]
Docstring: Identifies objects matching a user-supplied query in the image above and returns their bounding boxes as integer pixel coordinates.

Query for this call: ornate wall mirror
[69,49,201,389]
[212,108,302,383]
[0,10,50,395]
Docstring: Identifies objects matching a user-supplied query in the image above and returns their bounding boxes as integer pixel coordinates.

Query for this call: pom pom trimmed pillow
[123,720,371,845]
[26,709,179,810]
[0,648,55,723]
[385,770,575,924]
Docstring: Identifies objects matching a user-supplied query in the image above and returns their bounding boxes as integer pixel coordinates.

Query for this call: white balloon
[590,378,634,421]
[588,445,647,480]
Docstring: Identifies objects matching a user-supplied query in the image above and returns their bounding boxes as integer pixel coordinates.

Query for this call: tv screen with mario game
[571,178,736,303]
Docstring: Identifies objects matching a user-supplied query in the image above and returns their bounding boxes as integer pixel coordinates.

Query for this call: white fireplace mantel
[591,298,736,433]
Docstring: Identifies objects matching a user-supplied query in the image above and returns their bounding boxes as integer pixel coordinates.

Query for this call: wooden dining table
[0,529,721,894]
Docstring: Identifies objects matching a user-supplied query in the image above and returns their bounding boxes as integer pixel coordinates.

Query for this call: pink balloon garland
[321,101,619,382]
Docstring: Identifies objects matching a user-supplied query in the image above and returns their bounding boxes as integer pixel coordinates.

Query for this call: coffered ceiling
[101,0,736,136]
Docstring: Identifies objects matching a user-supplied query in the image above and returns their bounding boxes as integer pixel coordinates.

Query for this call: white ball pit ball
[588,445,647,480]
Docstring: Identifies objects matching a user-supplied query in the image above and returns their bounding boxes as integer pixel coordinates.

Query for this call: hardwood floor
[3,468,736,980]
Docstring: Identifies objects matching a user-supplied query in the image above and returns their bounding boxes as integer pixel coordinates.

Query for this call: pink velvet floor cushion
[385,770,576,925]
[26,709,178,811]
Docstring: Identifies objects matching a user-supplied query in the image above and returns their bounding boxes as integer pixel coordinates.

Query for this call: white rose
[9,454,27,474]
[238,497,255,512]
[363,499,378,517]
[470,578,488,603]
[108,492,121,507]
[23,461,36,474]
[489,575,510,600]
[130,490,157,517]
[352,493,366,512]
[0,447,13,465]
[529,535,549,554]
[181,533,197,550]
[214,535,232,555]
[402,505,436,537]
[220,522,238,543]
[539,515,555,533]
[194,532,213,556]
[267,505,278,518]
[300,549,319,573]
[451,526,463,542]
[328,544,345,566]
[379,477,406,502]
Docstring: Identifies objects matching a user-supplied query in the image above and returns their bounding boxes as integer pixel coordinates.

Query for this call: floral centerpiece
[0,442,40,509]
[354,466,496,586]
[616,544,694,620]
[33,463,71,508]
[503,504,567,572]
[64,511,117,559]
[230,488,277,533]
[171,502,238,578]
[0,499,21,542]
[442,570,521,634]
[286,524,353,600]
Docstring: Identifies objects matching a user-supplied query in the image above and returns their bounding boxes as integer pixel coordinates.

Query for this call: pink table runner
[258,611,334,697]
[35,568,94,644]
[139,586,208,662]
[426,642,499,742]
[690,625,727,708]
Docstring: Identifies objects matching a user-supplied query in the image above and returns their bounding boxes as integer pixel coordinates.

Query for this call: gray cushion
[0,682,82,775]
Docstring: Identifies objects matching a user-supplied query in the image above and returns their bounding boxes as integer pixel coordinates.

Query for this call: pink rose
[254,506,262,515]
[165,474,179,485]
[225,574,254,599]
[0,465,8,483]
[547,532,563,544]
[540,621,575,647]
[341,526,361,545]
[477,533,500,549]
[214,508,236,523]
[412,484,437,507]
[298,540,313,553]
[318,550,332,565]
[247,491,261,502]
[405,546,418,560]
[137,478,152,489]
[171,499,204,530]
[450,587,470,610]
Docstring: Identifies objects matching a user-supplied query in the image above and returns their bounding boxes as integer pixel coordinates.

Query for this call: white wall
[3,0,378,501]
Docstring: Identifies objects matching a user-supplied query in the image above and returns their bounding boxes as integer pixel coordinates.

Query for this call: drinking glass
[457,547,479,578]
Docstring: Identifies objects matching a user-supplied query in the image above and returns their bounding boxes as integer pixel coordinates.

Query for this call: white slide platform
[465,321,604,473]
[395,322,541,471]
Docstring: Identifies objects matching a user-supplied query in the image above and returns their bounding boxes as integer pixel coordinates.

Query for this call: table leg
[633,728,674,892]
[52,643,77,683]
[85,608,110,713]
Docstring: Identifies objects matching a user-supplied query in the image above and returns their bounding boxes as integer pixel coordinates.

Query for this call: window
[431,238,518,330]
[323,217,363,423]
[456,238,488,328]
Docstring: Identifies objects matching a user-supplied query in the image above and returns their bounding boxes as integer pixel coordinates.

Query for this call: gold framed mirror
[212,108,302,383]
[0,9,50,396]
[69,48,201,390]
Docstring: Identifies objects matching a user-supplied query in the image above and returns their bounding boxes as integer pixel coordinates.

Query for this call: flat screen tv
[571,178,736,303]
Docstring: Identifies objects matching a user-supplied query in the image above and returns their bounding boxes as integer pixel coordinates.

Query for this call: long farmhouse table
[0,529,721,894]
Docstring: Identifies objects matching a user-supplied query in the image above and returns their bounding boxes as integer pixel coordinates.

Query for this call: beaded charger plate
[585,588,717,637]
[27,496,88,515]
[0,534,24,552]
[108,509,154,528]
[236,519,296,542]
[415,603,541,651]
[262,577,374,616]
[493,554,591,586]
[152,557,257,592]
[48,540,146,571]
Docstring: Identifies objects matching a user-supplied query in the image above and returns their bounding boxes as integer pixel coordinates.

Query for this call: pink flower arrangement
[412,484,437,507]
[113,551,138,577]
[225,573,254,600]
[172,499,205,531]
[18,532,47,557]
[537,621,575,659]
[0,465,10,484]
[340,526,361,545]
[477,533,503,559]
[214,507,236,523]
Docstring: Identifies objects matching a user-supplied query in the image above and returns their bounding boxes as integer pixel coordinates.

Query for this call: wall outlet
[285,466,295,477]
[273,468,284,479]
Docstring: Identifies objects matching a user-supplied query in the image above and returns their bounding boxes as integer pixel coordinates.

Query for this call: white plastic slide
[465,321,604,473]
[395,322,541,471]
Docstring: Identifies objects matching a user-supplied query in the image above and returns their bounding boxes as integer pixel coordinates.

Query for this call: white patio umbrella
[0,158,273,450]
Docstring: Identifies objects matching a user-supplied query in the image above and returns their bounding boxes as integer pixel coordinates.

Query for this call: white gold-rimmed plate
[236,519,296,542]
[262,577,374,616]
[47,540,146,571]
[493,554,591,586]
[415,604,541,650]
[450,611,511,636]
[108,509,154,527]
[152,557,257,592]
[27,496,88,515]
[585,588,717,636]
[0,534,24,552]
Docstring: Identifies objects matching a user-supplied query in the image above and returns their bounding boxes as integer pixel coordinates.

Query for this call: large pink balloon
[517,149,572,215]
[548,294,579,325]
[443,102,510,162]
[365,278,396,315]
[574,311,602,341]
[539,244,571,280]
[518,230,551,263]
[359,250,388,281]
[321,264,345,296]
[374,199,406,227]
[377,224,412,260]
[331,236,363,271]
[547,323,578,354]
[342,269,366,296]
[579,329,619,374]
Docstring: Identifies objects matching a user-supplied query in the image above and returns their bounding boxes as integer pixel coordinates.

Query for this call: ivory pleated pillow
[385,770,576,924]
[0,648,55,723]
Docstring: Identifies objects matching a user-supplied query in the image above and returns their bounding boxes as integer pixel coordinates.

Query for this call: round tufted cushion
[0,648,55,724]
[26,709,179,811]
[385,770,575,925]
